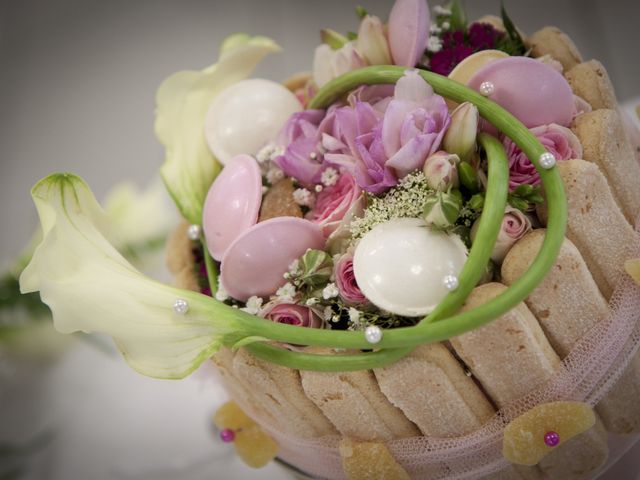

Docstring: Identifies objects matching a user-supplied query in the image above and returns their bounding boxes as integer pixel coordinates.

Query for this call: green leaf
[459,161,479,191]
[449,0,467,31]
[321,29,349,50]
[500,3,526,55]
[355,5,368,19]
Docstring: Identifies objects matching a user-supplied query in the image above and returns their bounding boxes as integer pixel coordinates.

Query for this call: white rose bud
[423,151,460,191]
[442,102,479,162]
[356,15,392,65]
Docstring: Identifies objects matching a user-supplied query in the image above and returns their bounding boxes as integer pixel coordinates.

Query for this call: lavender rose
[503,123,582,191]
[274,109,328,186]
[334,254,368,305]
[260,301,323,328]
[324,70,450,193]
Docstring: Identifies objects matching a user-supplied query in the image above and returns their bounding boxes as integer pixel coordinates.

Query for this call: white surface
[1,340,294,480]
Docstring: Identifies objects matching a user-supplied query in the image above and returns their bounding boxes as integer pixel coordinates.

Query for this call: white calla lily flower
[155,33,280,224]
[19,174,242,379]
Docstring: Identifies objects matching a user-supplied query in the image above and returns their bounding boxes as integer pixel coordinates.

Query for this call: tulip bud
[423,151,460,191]
[356,15,392,65]
[423,190,462,229]
[442,102,479,161]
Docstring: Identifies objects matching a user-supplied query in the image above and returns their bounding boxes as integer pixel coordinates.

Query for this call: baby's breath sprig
[350,171,435,240]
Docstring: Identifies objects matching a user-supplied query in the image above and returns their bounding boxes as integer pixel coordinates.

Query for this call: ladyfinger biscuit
[211,348,279,428]
[502,230,609,357]
[502,230,640,433]
[374,343,495,436]
[165,220,194,275]
[545,160,636,299]
[525,26,582,71]
[452,284,609,476]
[572,109,640,223]
[232,348,337,438]
[451,283,561,406]
[300,363,420,442]
[565,60,617,110]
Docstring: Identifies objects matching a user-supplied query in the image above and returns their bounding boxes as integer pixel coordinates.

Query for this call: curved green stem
[423,133,508,324]
[208,65,566,371]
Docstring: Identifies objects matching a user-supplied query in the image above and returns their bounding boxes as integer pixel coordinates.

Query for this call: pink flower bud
[472,206,533,263]
[423,151,460,191]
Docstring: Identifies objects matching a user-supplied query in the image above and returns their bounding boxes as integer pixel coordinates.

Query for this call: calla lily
[155,33,280,224]
[19,174,243,379]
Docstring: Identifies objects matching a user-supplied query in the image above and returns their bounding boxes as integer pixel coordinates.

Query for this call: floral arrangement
[18,0,640,478]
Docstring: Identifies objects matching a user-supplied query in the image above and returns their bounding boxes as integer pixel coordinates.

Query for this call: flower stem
[202,239,218,295]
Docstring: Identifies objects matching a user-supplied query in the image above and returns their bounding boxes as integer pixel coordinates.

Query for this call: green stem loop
[215,66,567,372]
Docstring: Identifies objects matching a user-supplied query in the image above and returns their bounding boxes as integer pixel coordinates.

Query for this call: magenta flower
[429,44,474,76]
[334,254,368,305]
[260,301,323,328]
[504,123,582,190]
[274,109,327,186]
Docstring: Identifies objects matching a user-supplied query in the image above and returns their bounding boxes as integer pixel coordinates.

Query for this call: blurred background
[1,0,639,478]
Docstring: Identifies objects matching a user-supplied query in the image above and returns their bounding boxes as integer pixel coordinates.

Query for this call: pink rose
[504,123,582,191]
[473,206,533,263]
[334,254,368,305]
[308,172,364,237]
[260,302,323,328]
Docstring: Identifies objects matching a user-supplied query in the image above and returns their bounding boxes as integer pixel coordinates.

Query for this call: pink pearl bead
[220,428,236,443]
[544,431,560,447]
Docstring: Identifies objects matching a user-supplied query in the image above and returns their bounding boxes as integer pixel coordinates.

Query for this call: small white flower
[241,296,263,315]
[321,167,339,187]
[215,283,229,302]
[322,282,339,300]
[427,35,443,53]
[434,5,451,16]
[348,307,360,323]
[430,23,442,34]
[288,259,301,276]
[441,21,451,30]
[305,297,319,306]
[266,166,284,185]
[276,282,296,301]
[261,186,268,195]
[332,315,341,323]
[255,143,284,164]
[323,306,334,321]
[293,188,314,207]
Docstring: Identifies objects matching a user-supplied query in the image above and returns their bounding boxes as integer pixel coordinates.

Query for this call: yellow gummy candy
[624,258,640,286]
[213,401,254,430]
[213,401,279,468]
[235,424,279,468]
[503,401,596,466]
[339,438,410,480]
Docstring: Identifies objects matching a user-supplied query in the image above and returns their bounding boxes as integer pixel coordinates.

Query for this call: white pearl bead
[173,298,189,315]
[442,274,459,291]
[539,152,557,169]
[187,224,201,241]
[364,325,383,344]
[479,81,495,96]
